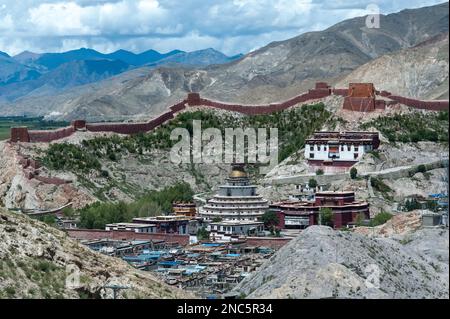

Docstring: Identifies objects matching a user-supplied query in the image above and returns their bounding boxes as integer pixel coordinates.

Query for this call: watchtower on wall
[343,83,377,112]
[10,127,30,143]
[187,93,201,106]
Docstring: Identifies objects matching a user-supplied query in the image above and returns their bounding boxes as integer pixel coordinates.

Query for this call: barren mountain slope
[0,208,193,299]
[233,226,449,299]
[336,33,449,99]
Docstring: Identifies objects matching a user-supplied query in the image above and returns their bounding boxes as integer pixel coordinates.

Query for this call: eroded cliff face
[0,141,96,210]
[0,208,194,299]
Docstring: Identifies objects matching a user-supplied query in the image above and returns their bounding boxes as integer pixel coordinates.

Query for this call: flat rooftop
[133,215,190,221]
[210,220,264,226]
[106,223,156,228]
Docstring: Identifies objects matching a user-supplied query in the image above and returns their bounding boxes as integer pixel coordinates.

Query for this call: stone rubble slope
[0,208,194,299]
[233,225,449,299]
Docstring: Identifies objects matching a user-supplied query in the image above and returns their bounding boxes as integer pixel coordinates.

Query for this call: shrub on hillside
[369,211,393,227]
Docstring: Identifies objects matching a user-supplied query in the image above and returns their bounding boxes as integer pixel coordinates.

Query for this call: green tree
[78,182,194,229]
[316,169,324,176]
[261,211,279,228]
[355,213,366,226]
[350,167,358,179]
[308,178,318,189]
[197,227,209,240]
[369,211,393,227]
[319,207,333,226]
[417,164,426,174]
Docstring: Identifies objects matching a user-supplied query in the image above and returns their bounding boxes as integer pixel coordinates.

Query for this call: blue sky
[0,0,446,56]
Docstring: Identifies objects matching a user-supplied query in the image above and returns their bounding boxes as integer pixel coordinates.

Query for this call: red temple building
[270,191,370,229]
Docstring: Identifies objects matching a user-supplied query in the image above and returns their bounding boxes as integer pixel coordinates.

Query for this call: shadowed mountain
[148,48,243,67]
[0,59,130,101]
[0,53,41,87]
[0,48,241,102]
[31,48,191,70]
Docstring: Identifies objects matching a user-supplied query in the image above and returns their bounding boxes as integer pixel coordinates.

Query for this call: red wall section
[387,95,449,111]
[9,83,449,145]
[348,83,375,97]
[86,110,175,134]
[67,229,190,245]
[10,127,30,143]
[72,120,86,130]
[28,126,75,143]
[332,88,349,96]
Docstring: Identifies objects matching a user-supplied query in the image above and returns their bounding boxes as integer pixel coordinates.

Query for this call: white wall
[305,143,372,161]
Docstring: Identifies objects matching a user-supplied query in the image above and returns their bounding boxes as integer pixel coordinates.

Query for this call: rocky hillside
[0,208,192,299]
[336,33,449,99]
[0,2,447,121]
[234,225,449,299]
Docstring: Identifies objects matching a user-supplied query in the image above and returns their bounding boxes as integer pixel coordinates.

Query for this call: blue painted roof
[202,243,223,247]
[158,261,182,266]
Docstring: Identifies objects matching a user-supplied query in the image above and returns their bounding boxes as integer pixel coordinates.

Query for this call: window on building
[355,146,359,152]
[318,145,321,151]
[310,153,314,159]
[310,145,314,151]
[324,146,327,151]
[347,146,351,151]
[354,153,358,159]
[341,145,344,151]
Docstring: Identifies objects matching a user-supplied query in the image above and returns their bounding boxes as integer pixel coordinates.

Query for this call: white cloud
[0,0,446,56]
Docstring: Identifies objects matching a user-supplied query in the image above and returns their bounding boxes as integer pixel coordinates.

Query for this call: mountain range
[0,47,241,102]
[0,2,448,120]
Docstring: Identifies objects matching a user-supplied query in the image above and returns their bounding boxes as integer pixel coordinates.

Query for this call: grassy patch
[360,111,448,143]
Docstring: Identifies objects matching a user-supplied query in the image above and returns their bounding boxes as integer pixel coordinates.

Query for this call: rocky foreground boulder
[234,225,449,299]
[0,208,193,299]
